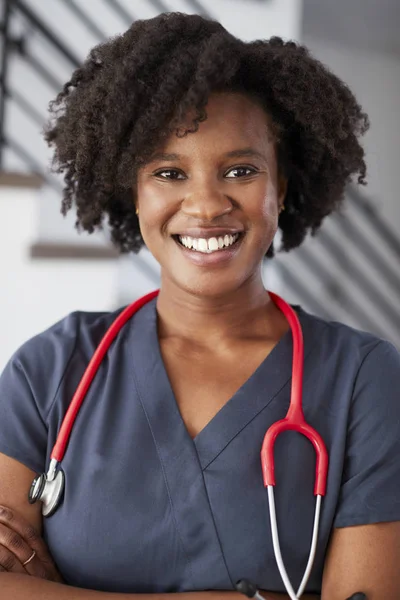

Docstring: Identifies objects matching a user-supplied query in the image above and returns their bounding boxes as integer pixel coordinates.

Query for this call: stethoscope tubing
[30,289,329,597]
[262,293,328,496]
[261,293,329,597]
[50,290,159,464]
[268,487,322,599]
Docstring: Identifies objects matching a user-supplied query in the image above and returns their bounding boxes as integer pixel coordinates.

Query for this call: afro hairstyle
[44,11,369,257]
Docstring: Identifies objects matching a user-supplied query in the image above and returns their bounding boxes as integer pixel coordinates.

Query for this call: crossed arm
[1,455,399,600]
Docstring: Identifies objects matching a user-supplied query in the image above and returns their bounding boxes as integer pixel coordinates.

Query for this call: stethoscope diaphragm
[29,468,65,517]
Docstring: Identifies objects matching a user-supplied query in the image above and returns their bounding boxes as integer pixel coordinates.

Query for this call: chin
[169,270,253,300]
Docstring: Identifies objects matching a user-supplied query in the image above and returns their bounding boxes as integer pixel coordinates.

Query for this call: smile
[176,233,241,254]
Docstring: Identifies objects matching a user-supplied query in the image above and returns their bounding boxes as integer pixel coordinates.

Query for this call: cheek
[243,189,279,260]
[135,186,176,250]
[261,201,279,227]
[249,185,279,231]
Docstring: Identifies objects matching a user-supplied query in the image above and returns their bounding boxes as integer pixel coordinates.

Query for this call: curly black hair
[44,11,369,257]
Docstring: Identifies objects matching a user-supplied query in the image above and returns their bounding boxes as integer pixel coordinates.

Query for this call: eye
[225,166,258,178]
[153,169,185,180]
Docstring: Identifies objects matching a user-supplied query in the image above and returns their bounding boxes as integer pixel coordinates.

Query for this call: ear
[132,186,139,214]
[277,172,288,209]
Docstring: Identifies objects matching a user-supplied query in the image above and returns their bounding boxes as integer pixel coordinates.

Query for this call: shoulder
[1,308,126,411]
[319,319,400,529]
[298,307,399,372]
[14,308,125,363]
[299,308,400,454]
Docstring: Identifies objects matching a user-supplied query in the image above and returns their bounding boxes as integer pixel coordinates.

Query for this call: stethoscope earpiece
[28,468,65,517]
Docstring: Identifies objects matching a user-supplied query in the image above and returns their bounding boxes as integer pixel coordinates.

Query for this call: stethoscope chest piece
[29,469,65,517]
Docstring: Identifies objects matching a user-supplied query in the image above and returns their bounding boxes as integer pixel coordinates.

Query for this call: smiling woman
[0,10,399,600]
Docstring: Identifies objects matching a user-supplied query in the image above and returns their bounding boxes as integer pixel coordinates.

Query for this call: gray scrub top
[0,297,400,595]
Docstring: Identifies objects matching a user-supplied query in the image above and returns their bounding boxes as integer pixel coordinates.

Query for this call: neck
[156,271,287,347]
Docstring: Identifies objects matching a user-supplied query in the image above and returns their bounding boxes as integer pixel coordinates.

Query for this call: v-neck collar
[128,297,316,589]
[129,297,315,470]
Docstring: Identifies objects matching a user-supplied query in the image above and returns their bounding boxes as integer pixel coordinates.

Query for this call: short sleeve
[0,355,48,473]
[334,340,400,527]
[0,314,82,474]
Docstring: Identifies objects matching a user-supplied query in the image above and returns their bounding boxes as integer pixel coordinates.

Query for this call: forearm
[0,575,242,600]
[0,574,321,600]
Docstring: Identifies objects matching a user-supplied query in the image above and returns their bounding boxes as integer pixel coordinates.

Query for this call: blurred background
[0,0,399,369]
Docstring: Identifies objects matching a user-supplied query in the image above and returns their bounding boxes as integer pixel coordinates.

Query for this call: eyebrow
[148,147,267,163]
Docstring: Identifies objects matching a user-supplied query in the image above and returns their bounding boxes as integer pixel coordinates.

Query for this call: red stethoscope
[28,289,328,599]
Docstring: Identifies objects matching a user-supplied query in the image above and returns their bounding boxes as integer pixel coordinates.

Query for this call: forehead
[164,92,274,155]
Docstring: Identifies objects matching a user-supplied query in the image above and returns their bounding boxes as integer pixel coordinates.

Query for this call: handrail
[148,0,172,14]
[4,134,63,193]
[25,52,64,92]
[294,244,389,337]
[333,211,400,295]
[102,0,135,26]
[3,22,64,91]
[317,228,400,331]
[182,0,213,18]
[11,0,81,67]
[272,261,334,321]
[347,185,400,260]
[4,85,46,127]
[0,0,11,170]
[59,0,107,42]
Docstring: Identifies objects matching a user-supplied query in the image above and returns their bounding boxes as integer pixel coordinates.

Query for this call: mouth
[172,232,244,254]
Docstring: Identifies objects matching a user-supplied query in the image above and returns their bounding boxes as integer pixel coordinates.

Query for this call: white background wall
[0,185,118,369]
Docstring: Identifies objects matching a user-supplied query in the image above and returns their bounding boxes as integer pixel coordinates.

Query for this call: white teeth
[198,238,208,252]
[178,233,240,253]
[208,237,219,251]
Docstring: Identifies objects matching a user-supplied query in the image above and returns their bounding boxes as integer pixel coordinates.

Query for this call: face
[135,92,287,298]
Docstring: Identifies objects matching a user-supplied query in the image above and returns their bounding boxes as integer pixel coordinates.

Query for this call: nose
[181,183,233,221]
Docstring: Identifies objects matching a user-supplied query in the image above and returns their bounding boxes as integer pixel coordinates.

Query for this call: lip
[172,227,244,239]
[173,232,244,266]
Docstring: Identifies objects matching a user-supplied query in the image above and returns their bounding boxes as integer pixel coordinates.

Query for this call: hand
[0,504,64,582]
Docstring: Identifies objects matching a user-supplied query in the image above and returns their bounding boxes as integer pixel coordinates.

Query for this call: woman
[0,11,399,600]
